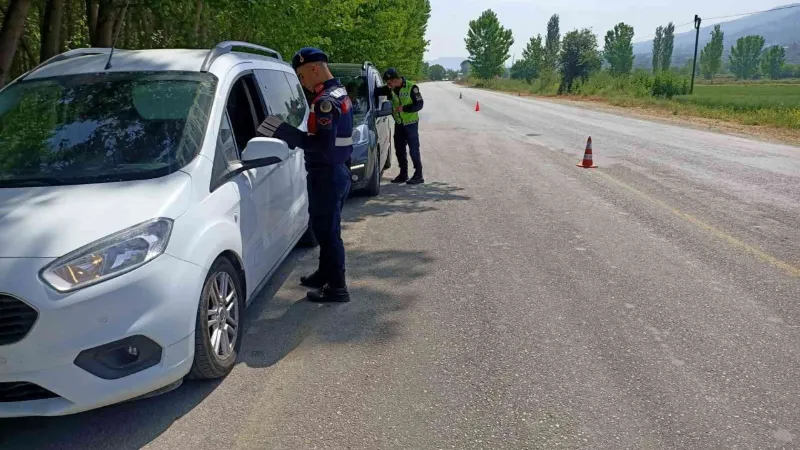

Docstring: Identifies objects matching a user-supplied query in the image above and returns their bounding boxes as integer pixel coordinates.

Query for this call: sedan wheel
[188,258,244,380]
[363,152,382,197]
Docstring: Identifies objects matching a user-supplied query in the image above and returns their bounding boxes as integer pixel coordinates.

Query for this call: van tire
[188,258,245,380]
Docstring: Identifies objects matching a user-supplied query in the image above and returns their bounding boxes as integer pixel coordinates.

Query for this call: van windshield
[0,71,216,188]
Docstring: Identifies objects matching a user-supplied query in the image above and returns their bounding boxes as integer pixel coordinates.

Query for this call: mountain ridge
[633,4,800,66]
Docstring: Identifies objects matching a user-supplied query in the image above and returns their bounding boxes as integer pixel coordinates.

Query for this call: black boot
[391,172,409,183]
[300,271,326,288]
[406,171,424,185]
[307,285,351,303]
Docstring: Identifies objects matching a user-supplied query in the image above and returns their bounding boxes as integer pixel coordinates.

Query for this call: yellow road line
[593,170,800,278]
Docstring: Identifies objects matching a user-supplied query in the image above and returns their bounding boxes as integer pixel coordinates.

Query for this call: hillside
[633,4,800,67]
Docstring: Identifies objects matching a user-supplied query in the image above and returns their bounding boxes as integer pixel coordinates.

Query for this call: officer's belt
[335,137,353,146]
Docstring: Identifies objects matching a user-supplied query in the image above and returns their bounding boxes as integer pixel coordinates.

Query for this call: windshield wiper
[0,177,69,187]
[0,166,174,188]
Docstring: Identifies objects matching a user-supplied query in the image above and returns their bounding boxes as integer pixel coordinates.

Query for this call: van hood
[0,171,192,258]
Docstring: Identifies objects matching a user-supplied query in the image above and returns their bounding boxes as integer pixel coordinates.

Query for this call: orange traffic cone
[577,137,597,168]
[475,101,480,112]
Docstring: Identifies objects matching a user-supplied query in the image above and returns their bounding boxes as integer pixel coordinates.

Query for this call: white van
[0,42,315,417]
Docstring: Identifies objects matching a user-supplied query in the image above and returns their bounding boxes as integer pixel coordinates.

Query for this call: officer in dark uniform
[257,47,354,303]
[374,68,425,185]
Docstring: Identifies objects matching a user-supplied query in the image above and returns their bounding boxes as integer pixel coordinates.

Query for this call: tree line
[426,63,461,81]
[0,0,431,87]
[700,27,792,81]
[463,9,799,97]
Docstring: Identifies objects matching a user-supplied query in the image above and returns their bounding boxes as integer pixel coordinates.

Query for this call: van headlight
[40,218,174,293]
[352,125,369,146]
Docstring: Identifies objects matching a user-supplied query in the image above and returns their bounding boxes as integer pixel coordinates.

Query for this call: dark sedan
[329,62,394,196]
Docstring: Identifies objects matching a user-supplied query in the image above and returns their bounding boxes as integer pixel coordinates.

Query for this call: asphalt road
[2,82,800,449]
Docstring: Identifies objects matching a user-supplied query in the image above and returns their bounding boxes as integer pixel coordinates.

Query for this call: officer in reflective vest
[257,47,354,303]
[375,68,425,184]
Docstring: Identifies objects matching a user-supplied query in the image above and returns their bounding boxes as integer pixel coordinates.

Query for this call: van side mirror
[242,137,290,169]
[377,100,393,117]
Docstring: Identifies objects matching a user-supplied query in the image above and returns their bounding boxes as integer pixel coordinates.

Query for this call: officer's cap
[383,68,401,81]
[292,47,328,70]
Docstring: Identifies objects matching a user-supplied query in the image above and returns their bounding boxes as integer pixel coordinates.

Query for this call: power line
[632,21,695,44]
[703,3,800,21]
[630,3,800,44]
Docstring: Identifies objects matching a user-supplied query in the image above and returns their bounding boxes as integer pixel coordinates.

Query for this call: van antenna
[104,0,131,70]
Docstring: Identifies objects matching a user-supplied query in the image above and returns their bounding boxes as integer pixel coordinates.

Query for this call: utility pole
[690,14,702,95]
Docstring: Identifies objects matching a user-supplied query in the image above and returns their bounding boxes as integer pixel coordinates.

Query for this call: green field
[674,84,800,129]
[695,78,800,86]
[677,84,800,110]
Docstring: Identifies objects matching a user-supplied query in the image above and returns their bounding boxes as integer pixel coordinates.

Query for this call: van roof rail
[19,48,111,81]
[201,41,282,72]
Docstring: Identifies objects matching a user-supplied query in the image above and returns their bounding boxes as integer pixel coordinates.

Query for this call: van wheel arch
[217,250,246,300]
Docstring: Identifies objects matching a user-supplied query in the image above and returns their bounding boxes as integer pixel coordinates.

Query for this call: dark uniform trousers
[259,75,353,291]
[307,164,351,288]
[394,122,422,173]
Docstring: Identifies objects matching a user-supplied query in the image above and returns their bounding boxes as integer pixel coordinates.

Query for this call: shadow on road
[0,379,223,450]
[240,248,435,370]
[344,180,470,224]
[0,180,461,450]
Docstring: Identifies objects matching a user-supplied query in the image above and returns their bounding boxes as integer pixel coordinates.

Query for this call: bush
[573,71,614,95]
[629,70,654,98]
[474,77,532,92]
[652,72,690,98]
[784,64,800,79]
[537,70,560,94]
[569,70,654,98]
[558,69,690,99]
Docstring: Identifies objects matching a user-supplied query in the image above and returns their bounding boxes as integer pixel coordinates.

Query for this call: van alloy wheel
[206,271,239,360]
[188,258,244,380]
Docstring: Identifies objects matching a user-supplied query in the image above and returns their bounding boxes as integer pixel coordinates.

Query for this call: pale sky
[424,0,789,60]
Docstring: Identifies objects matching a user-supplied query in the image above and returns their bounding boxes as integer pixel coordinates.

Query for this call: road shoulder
[467,86,800,147]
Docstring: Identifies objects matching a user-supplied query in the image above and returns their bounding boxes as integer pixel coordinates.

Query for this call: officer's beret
[383,68,400,81]
[292,47,328,70]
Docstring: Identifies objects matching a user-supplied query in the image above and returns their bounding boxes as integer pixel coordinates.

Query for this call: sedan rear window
[329,68,369,123]
[0,71,216,187]
[341,77,369,123]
